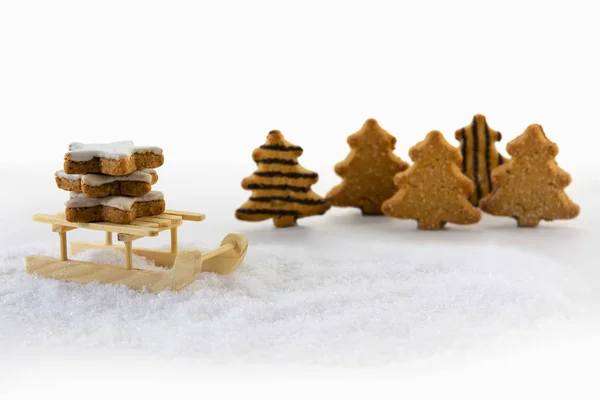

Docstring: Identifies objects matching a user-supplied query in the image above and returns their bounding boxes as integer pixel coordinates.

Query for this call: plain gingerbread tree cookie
[382,130,482,230]
[479,124,580,227]
[326,118,409,215]
[235,130,330,228]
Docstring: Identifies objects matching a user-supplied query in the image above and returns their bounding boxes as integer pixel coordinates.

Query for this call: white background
[1,0,599,398]
[1,0,598,168]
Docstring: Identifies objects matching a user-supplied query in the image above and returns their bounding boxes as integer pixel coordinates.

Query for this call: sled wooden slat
[52,224,76,233]
[117,233,143,243]
[33,214,158,237]
[164,210,205,222]
[134,216,173,227]
[53,213,179,229]
[130,220,160,228]
[150,214,183,223]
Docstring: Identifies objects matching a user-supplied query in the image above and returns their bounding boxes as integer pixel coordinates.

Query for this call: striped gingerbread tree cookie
[235,130,330,228]
[455,114,507,206]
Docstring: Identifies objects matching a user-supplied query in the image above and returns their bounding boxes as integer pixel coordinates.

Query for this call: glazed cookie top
[54,170,80,181]
[67,141,163,162]
[66,191,164,211]
[55,169,157,186]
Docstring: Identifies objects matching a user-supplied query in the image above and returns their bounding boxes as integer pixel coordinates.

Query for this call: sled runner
[26,210,248,293]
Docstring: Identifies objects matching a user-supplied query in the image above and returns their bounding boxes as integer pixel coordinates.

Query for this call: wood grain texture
[33,214,159,236]
[26,249,200,293]
[29,211,246,292]
[201,233,248,275]
[164,210,206,221]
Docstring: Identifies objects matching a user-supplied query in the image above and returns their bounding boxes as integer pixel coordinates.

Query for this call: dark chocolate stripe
[256,158,298,166]
[471,117,482,201]
[249,196,326,205]
[236,208,298,216]
[260,144,303,152]
[254,171,317,179]
[460,128,467,172]
[497,131,504,166]
[246,183,310,192]
[484,121,492,195]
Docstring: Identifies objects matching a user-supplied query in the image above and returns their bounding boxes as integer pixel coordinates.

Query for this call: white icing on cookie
[55,169,156,186]
[82,169,156,186]
[55,170,81,181]
[67,141,163,162]
[66,191,164,211]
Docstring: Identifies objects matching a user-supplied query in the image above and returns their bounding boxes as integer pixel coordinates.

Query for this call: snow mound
[73,248,163,271]
[0,239,595,365]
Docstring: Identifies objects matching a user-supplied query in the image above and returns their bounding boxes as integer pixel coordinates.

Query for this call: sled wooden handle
[203,243,235,260]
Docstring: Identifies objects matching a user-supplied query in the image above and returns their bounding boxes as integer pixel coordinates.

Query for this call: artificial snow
[1,228,597,366]
[1,164,599,368]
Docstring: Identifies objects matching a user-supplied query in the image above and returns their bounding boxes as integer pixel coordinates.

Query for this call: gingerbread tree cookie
[235,130,330,228]
[326,118,409,215]
[455,114,507,206]
[479,124,580,227]
[382,130,482,230]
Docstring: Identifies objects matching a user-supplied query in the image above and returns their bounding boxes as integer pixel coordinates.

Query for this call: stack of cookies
[54,141,166,224]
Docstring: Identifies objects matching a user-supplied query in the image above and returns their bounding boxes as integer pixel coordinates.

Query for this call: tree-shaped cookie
[455,114,507,206]
[235,130,330,228]
[479,124,580,227]
[381,130,482,230]
[326,118,409,215]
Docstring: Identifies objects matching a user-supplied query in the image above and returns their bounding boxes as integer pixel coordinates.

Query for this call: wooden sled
[26,210,248,293]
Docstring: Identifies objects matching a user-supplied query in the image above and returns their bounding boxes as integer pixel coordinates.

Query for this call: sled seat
[32,210,205,269]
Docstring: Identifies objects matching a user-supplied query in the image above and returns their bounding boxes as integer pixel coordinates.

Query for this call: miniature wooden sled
[26,210,248,293]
